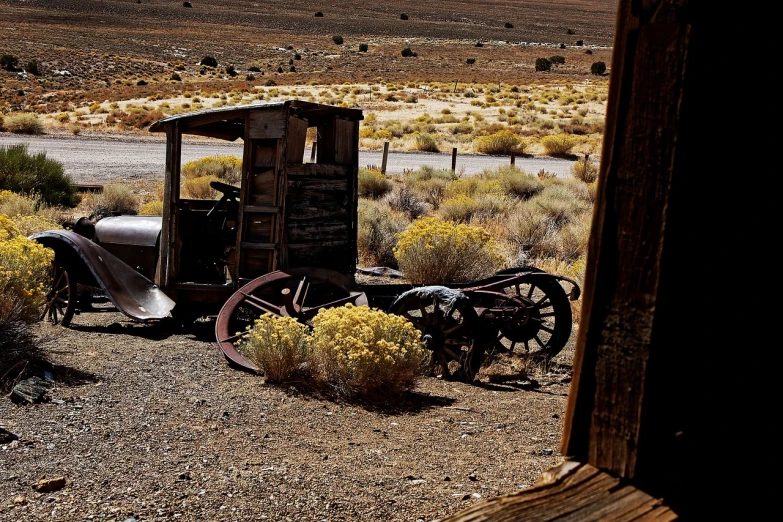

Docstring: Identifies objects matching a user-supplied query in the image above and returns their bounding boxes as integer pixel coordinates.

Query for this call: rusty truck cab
[147,101,363,315]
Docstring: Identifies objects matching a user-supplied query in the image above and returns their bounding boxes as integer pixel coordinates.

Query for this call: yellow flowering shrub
[541,133,577,155]
[238,313,313,383]
[0,190,38,217]
[358,167,393,199]
[394,217,504,283]
[181,155,241,184]
[182,175,219,199]
[311,304,427,397]
[14,214,62,237]
[438,195,479,223]
[442,178,502,200]
[139,200,164,216]
[0,213,20,240]
[0,215,55,323]
[473,129,524,154]
[0,190,17,204]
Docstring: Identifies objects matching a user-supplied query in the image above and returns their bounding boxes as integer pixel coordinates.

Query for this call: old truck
[32,101,580,382]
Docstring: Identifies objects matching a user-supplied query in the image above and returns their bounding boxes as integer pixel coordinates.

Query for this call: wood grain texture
[557,0,697,512]
[285,115,308,165]
[156,122,181,290]
[247,109,287,139]
[436,461,676,522]
[333,118,357,166]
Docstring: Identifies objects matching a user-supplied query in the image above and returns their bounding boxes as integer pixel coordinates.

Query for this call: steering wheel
[206,180,241,219]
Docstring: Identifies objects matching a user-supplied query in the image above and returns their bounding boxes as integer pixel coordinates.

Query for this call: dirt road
[0,133,577,183]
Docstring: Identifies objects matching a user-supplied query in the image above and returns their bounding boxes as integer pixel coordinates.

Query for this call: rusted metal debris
[31,230,175,322]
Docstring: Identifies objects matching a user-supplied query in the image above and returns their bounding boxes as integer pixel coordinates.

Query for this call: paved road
[0,133,578,183]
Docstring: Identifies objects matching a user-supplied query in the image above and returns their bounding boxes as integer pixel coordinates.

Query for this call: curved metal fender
[30,229,176,322]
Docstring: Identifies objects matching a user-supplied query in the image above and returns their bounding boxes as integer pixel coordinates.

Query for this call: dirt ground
[0,294,577,522]
[0,0,616,111]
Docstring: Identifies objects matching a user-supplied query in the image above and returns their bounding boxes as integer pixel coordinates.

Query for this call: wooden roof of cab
[148,101,363,141]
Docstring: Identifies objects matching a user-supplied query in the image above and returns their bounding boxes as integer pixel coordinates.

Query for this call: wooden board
[437,461,676,522]
[286,115,308,165]
[333,118,357,166]
[250,169,277,206]
[254,140,279,169]
[247,110,287,139]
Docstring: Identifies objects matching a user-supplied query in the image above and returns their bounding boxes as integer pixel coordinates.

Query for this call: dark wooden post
[510,151,516,165]
[381,141,389,174]
[156,121,181,290]
[310,141,317,162]
[439,0,708,518]
[451,147,457,173]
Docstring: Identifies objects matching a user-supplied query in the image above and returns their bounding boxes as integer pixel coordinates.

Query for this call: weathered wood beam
[560,0,702,512]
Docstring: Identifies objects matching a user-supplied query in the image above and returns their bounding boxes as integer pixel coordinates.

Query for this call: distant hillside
[0,0,617,107]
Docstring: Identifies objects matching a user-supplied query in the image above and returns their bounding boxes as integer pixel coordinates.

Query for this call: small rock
[407,479,426,485]
[468,473,477,481]
[178,471,191,480]
[471,493,482,499]
[13,495,27,505]
[33,477,67,493]
[542,448,554,455]
[10,376,52,404]
[0,426,20,444]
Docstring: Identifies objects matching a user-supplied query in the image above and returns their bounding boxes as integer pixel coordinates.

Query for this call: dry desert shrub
[182,175,219,199]
[181,155,241,184]
[13,214,63,237]
[401,166,457,208]
[310,304,428,398]
[480,165,544,200]
[0,214,56,383]
[571,154,599,183]
[0,191,68,231]
[0,190,38,218]
[438,194,479,223]
[394,217,504,283]
[506,204,562,261]
[386,185,425,220]
[357,199,408,268]
[411,132,439,152]
[541,133,577,155]
[138,200,164,216]
[358,167,392,199]
[533,183,587,227]
[239,313,313,383]
[116,108,165,130]
[83,183,139,219]
[3,113,44,135]
[473,129,524,154]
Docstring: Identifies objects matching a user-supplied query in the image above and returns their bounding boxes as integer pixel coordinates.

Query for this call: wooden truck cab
[148,101,363,311]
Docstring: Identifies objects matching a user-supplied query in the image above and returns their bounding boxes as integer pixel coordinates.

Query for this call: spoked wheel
[215,268,368,373]
[389,288,484,383]
[475,267,573,362]
[40,260,77,327]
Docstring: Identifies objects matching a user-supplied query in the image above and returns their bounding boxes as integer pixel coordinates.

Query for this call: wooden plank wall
[286,164,355,274]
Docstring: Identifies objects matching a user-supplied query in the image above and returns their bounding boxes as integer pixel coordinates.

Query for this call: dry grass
[3,113,44,135]
[81,183,139,219]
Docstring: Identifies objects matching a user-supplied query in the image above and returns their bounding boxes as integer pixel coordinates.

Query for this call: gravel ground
[0,301,576,522]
